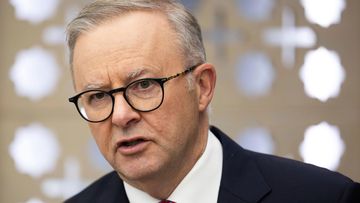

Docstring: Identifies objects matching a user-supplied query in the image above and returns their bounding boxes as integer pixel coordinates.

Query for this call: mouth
[120,138,146,147]
[116,137,149,155]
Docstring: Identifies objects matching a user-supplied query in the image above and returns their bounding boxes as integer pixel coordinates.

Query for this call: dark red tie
[159,200,175,203]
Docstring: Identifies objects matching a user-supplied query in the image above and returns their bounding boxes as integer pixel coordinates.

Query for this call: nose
[111,94,141,128]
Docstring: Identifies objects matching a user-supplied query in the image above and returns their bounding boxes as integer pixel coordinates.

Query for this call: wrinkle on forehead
[72,11,184,92]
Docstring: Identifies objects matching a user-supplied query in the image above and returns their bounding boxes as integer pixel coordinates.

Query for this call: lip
[115,136,150,156]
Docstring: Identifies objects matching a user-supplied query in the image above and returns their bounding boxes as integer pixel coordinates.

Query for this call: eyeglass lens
[76,79,164,122]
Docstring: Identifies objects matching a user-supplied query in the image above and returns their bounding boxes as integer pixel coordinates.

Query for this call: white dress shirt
[124,130,223,203]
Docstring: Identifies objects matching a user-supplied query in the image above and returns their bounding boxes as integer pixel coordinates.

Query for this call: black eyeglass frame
[69,64,201,122]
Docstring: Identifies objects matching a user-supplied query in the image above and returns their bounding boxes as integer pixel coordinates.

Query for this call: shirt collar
[124,130,223,203]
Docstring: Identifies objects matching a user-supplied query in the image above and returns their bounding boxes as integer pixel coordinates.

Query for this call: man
[65,0,360,202]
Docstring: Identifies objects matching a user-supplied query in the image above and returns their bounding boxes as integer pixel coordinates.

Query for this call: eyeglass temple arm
[162,64,201,82]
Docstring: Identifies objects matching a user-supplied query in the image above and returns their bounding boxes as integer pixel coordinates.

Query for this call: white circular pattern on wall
[299,47,345,102]
[300,0,346,27]
[236,0,276,22]
[10,0,60,24]
[235,126,275,155]
[235,52,275,97]
[299,122,345,171]
[9,123,61,178]
[42,26,66,45]
[25,198,44,203]
[9,46,61,101]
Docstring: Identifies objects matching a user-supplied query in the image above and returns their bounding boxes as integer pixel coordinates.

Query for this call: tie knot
[159,200,175,203]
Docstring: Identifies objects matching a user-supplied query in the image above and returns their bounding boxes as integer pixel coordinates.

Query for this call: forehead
[72,11,184,90]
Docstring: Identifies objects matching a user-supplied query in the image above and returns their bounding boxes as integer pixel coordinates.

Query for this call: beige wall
[1,0,359,202]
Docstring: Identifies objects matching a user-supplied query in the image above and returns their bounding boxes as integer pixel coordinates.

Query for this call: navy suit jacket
[65,126,360,203]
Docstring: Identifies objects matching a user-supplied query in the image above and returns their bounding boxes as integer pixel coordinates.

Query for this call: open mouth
[116,137,149,155]
[120,139,146,148]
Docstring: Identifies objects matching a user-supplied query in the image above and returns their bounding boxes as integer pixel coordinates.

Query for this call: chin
[114,158,163,182]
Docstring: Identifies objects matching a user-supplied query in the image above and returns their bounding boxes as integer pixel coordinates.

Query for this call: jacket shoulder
[249,150,360,202]
[211,126,360,202]
[64,171,128,203]
[250,150,352,185]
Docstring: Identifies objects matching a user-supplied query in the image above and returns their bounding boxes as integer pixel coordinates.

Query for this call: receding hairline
[72,10,185,63]
[75,10,176,40]
[66,0,206,78]
[68,9,185,66]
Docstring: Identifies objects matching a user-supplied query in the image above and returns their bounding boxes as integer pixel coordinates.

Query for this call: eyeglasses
[69,64,200,122]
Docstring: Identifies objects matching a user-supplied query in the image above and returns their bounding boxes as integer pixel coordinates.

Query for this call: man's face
[72,11,206,185]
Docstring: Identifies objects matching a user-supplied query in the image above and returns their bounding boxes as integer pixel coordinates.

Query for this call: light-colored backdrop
[1,0,359,202]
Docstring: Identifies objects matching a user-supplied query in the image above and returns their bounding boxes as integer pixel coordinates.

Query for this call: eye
[127,79,160,99]
[90,92,106,100]
[139,80,151,89]
[132,79,157,91]
[85,91,110,106]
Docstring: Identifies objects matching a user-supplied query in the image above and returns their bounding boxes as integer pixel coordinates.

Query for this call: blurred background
[1,0,359,202]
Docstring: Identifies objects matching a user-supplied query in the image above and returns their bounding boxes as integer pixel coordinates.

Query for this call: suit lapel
[99,171,129,203]
[211,126,271,203]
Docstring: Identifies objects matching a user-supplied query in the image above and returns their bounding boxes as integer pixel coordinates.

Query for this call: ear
[194,63,216,112]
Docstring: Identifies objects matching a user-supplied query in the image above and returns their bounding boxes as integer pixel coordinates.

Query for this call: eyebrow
[127,68,147,81]
[82,83,108,91]
[81,67,160,92]
[125,66,161,82]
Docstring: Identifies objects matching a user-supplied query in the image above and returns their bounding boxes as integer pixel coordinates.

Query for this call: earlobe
[196,64,216,112]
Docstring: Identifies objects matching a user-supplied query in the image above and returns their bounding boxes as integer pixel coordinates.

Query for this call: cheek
[89,122,112,158]
[146,92,197,142]
[163,86,195,114]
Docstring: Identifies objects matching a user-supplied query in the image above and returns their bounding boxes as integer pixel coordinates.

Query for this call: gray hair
[66,0,206,70]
